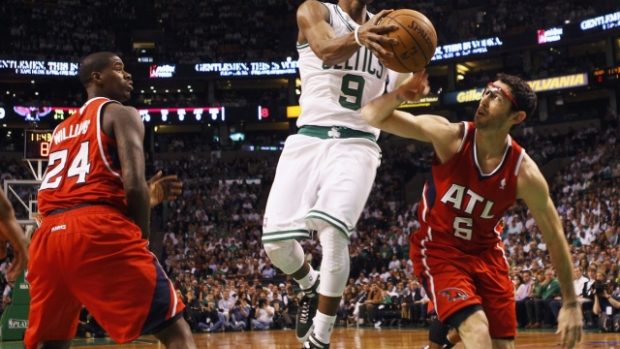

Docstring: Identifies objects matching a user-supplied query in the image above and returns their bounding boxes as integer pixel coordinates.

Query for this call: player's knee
[263,239,305,275]
[317,226,350,296]
[152,316,196,348]
[429,318,451,345]
[457,309,490,338]
[318,226,349,269]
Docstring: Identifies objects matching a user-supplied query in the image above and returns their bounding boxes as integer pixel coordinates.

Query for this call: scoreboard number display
[593,65,620,85]
[24,130,53,159]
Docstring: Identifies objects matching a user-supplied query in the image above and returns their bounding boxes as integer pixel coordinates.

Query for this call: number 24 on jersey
[40,142,91,190]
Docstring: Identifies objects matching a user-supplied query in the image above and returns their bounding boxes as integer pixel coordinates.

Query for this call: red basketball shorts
[24,205,185,348]
[411,228,516,338]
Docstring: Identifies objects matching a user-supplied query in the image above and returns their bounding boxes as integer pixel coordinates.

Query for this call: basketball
[377,9,437,73]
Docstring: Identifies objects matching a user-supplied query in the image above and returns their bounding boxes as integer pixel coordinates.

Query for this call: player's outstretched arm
[361,71,462,162]
[517,154,582,348]
[104,103,151,239]
[297,0,398,66]
[0,189,29,284]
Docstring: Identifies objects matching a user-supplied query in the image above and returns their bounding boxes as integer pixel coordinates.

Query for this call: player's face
[474,81,517,130]
[100,56,133,102]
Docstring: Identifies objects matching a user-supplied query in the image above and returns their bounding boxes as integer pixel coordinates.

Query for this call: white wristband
[354,26,363,47]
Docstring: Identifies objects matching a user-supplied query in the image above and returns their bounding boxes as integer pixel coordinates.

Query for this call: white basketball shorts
[262,131,381,242]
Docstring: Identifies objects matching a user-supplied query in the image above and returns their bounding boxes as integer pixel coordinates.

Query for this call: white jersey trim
[96,100,121,178]
[421,183,429,222]
[493,223,511,270]
[169,279,179,317]
[456,121,469,153]
[514,149,526,176]
[421,227,438,313]
[473,130,512,177]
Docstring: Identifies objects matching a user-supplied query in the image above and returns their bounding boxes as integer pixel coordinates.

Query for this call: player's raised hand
[357,9,399,61]
[148,171,183,207]
[396,69,430,102]
[556,303,583,349]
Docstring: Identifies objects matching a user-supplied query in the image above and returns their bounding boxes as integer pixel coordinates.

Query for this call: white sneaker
[374,321,382,328]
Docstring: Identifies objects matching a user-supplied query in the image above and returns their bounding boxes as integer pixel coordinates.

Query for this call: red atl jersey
[38,97,127,216]
[414,122,525,253]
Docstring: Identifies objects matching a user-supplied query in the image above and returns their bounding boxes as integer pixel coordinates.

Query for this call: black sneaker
[301,334,329,349]
[295,275,320,343]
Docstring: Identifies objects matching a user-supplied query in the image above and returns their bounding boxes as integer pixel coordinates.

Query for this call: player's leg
[24,216,83,349]
[491,339,515,349]
[67,207,195,347]
[302,138,381,348]
[264,237,320,343]
[262,136,324,342]
[262,134,320,286]
[300,221,350,348]
[152,316,195,349]
[427,317,460,349]
[411,238,491,349]
[452,309,492,348]
[264,239,316,288]
[479,247,517,349]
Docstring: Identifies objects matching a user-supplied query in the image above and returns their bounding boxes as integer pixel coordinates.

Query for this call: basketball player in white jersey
[262,1,405,348]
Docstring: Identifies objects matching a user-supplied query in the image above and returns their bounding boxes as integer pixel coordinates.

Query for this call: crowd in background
[0,0,618,337]
[1,0,614,62]
[1,0,616,121]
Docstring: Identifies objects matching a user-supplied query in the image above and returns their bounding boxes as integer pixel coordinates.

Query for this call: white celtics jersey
[296,2,389,138]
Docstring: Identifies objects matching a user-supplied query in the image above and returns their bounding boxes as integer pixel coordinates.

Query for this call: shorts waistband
[298,125,376,142]
[44,202,122,218]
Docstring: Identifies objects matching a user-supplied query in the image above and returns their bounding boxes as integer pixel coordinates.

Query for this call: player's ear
[512,110,526,125]
[91,72,103,85]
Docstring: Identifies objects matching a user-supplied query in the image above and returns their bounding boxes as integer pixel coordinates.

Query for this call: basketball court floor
[1,328,618,349]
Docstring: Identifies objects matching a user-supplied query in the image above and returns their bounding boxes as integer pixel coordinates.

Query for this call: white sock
[313,311,336,344]
[295,268,319,290]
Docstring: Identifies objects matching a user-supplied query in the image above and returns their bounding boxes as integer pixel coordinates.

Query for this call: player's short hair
[496,73,537,119]
[78,52,118,87]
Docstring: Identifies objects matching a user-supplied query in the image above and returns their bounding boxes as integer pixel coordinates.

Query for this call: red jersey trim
[80,97,107,114]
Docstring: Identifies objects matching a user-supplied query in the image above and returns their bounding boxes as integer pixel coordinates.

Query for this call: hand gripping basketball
[356,10,399,62]
[376,9,438,72]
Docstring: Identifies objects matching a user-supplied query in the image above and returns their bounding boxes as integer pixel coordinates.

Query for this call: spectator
[251,298,274,330]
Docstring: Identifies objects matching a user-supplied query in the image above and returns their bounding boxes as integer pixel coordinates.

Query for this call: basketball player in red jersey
[0,189,29,284]
[25,52,196,349]
[362,72,582,349]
